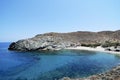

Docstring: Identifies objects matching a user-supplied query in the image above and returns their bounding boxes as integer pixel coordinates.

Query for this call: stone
[116,46,120,51]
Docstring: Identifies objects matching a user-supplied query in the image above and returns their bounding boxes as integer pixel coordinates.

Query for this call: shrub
[102,41,120,48]
[81,43,101,48]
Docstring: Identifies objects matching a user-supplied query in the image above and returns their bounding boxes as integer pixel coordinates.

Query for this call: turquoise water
[0,43,120,80]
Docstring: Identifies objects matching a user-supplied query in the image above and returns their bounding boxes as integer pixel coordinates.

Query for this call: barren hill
[8,30,120,51]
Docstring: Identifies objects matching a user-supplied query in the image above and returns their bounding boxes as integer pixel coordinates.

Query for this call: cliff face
[8,30,120,51]
[8,33,76,51]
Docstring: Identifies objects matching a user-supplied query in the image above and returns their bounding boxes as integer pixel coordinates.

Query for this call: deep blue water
[0,42,120,80]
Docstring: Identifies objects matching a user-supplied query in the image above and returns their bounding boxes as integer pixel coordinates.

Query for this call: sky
[0,0,120,42]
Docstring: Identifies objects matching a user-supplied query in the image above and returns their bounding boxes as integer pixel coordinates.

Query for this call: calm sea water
[0,42,120,80]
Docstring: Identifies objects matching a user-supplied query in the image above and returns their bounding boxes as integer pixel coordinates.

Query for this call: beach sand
[66,46,120,54]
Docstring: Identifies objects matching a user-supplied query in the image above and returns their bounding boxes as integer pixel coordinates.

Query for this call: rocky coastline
[8,30,120,52]
[61,65,120,80]
[8,30,120,80]
[8,33,76,51]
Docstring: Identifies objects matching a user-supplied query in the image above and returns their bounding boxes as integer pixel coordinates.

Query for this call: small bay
[0,42,120,80]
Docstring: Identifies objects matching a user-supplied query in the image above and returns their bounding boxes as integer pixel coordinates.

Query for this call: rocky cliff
[8,30,120,51]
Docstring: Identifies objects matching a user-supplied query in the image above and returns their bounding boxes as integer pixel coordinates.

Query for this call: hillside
[8,30,120,51]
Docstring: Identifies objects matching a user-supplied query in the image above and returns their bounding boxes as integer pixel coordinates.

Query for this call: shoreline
[63,46,120,80]
[65,46,120,55]
[61,65,120,80]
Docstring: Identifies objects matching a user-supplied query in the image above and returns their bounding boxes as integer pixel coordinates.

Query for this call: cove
[0,43,120,80]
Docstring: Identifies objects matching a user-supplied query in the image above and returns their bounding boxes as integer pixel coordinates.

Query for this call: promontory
[8,30,120,52]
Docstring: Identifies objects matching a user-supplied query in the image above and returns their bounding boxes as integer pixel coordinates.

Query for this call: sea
[0,42,120,80]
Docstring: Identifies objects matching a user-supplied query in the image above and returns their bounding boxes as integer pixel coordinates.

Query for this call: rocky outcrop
[8,30,120,51]
[61,65,120,80]
[8,33,77,51]
[105,46,120,52]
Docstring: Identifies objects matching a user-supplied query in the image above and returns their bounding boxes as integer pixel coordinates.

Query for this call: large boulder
[116,46,120,52]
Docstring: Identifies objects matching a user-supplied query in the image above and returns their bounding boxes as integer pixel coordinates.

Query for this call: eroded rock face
[8,33,76,51]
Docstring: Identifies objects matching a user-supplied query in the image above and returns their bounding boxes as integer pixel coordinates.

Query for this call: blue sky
[0,0,120,42]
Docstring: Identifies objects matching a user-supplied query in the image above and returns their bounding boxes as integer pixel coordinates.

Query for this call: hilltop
[8,30,120,51]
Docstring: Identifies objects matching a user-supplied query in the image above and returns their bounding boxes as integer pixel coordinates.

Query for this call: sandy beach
[66,46,120,54]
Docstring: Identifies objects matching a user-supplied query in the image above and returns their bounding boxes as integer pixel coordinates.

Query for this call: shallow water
[0,42,120,80]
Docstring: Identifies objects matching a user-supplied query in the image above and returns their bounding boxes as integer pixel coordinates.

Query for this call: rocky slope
[61,65,120,80]
[8,30,120,51]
